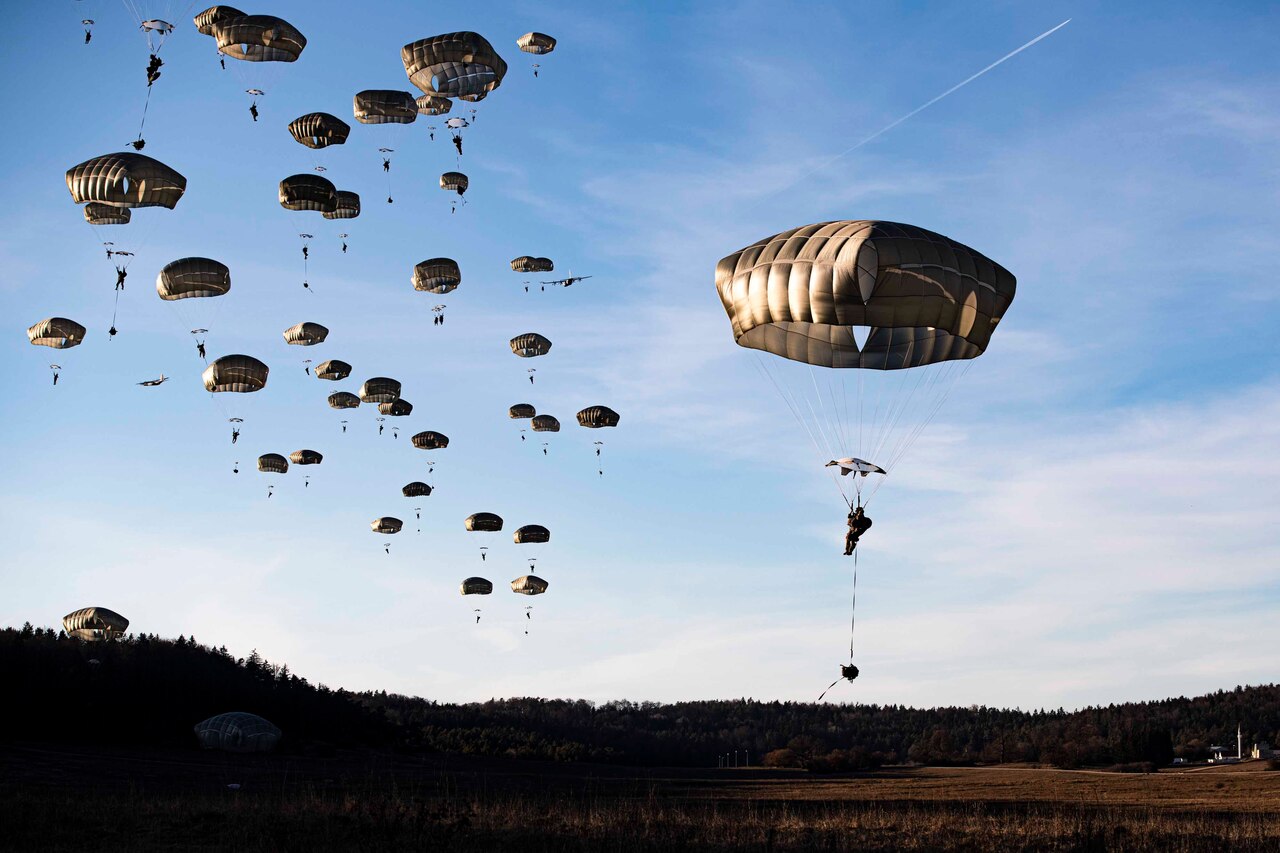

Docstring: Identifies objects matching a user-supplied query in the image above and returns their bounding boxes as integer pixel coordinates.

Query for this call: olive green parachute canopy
[510,333,551,358]
[290,449,322,465]
[353,90,418,125]
[411,431,449,450]
[413,258,461,294]
[62,607,129,641]
[460,577,493,595]
[322,190,360,220]
[257,453,288,473]
[194,6,245,37]
[66,153,187,209]
[288,112,351,149]
[359,377,400,403]
[28,317,86,349]
[157,257,231,301]
[402,32,508,102]
[371,517,403,534]
[511,575,548,595]
[84,203,130,225]
[415,94,452,116]
[577,406,620,428]
[212,15,306,62]
[465,512,503,532]
[194,712,281,753]
[402,481,432,498]
[315,359,351,381]
[510,256,553,273]
[440,171,468,195]
[715,221,1017,370]
[202,354,269,393]
[531,414,560,433]
[508,403,536,419]
[513,524,550,544]
[327,391,360,409]
[283,322,328,346]
[516,32,556,55]
[279,174,337,213]
[379,399,413,417]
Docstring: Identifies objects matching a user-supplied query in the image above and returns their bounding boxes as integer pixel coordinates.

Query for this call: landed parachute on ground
[28,318,86,349]
[510,333,551,358]
[315,359,351,381]
[66,153,187,209]
[288,112,350,148]
[283,322,328,346]
[402,32,507,102]
[194,712,281,753]
[327,391,360,409]
[413,259,461,294]
[359,377,400,403]
[257,453,288,473]
[203,355,268,393]
[411,431,449,450]
[62,607,129,641]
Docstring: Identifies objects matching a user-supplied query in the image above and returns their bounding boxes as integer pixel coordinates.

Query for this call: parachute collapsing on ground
[194,712,281,753]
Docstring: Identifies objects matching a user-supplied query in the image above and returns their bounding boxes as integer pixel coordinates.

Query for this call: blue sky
[2,1,1278,709]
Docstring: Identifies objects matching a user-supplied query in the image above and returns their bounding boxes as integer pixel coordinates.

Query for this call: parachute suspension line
[885,360,973,475]
[879,359,958,474]
[136,83,155,143]
[756,358,851,506]
[849,547,858,662]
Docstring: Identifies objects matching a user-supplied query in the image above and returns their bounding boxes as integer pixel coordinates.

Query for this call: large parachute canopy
[157,257,231,300]
[402,32,507,102]
[66,153,186,209]
[353,90,418,124]
[371,517,403,534]
[576,406,620,428]
[283,322,328,346]
[290,449,322,465]
[411,431,449,450]
[413,258,461,294]
[465,512,503,532]
[510,333,551,358]
[379,399,413,417]
[257,453,288,473]
[516,32,557,55]
[211,15,306,62]
[84,203,130,225]
[28,318,86,349]
[440,171,468,196]
[315,359,351,381]
[323,191,360,220]
[62,607,129,641]
[327,391,360,409]
[531,415,560,433]
[513,525,550,544]
[511,256,554,273]
[202,354,269,393]
[402,481,433,498]
[279,174,337,212]
[288,112,351,149]
[460,577,493,595]
[194,712,281,753]
[415,94,452,116]
[509,403,536,419]
[359,377,401,403]
[715,220,1015,503]
[511,575,548,595]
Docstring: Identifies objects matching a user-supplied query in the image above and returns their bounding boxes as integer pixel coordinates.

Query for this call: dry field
[2,744,1278,851]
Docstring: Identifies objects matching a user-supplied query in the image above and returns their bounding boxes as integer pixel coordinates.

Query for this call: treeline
[3,624,1277,770]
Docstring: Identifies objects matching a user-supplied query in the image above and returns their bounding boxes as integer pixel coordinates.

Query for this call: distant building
[1251,742,1275,760]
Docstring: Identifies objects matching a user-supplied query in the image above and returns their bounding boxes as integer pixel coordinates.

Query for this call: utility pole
[1238,724,1243,760]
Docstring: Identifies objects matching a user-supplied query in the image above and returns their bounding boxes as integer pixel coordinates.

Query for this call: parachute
[402,481,433,498]
[327,391,360,409]
[511,256,554,273]
[194,712,281,753]
[279,174,337,212]
[510,575,548,595]
[353,90,417,124]
[323,191,360,220]
[288,112,351,149]
[257,453,288,473]
[379,399,413,417]
[516,32,556,55]
[576,406,619,428]
[401,32,508,102]
[194,7,245,37]
[66,153,186,209]
[28,318,86,349]
[510,333,551,358]
[411,431,449,450]
[415,94,452,116]
[371,517,403,534]
[202,355,268,393]
[315,359,351,381]
[359,377,401,403]
[62,607,129,641]
[514,525,550,544]
[465,512,503,532]
[509,403,536,419]
[531,415,559,433]
[440,171,468,195]
[211,14,306,62]
[290,449,322,465]
[84,204,130,225]
[157,257,230,300]
[413,259,461,294]
[283,322,328,346]
[460,577,493,595]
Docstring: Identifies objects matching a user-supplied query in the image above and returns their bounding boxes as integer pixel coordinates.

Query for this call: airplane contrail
[777,18,1072,193]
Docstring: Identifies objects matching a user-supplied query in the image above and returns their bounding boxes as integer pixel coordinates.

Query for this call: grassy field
[3,744,1278,851]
